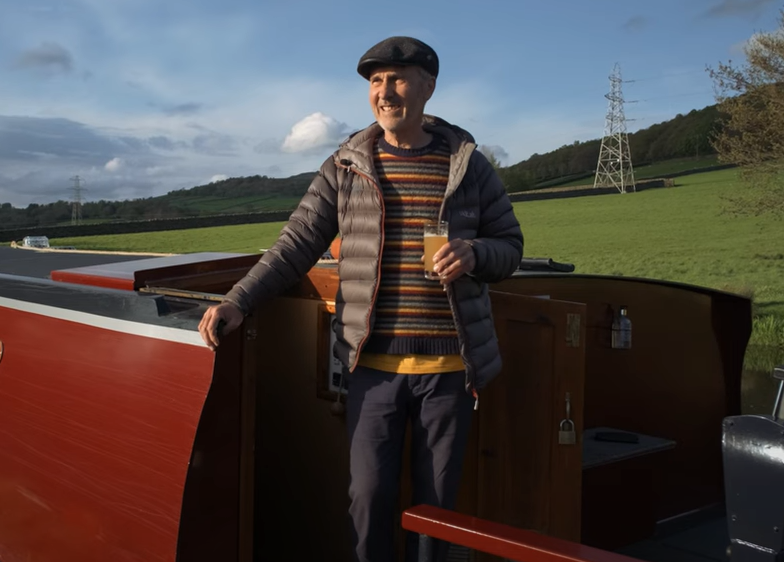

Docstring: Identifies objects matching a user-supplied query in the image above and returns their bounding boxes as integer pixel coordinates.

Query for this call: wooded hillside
[497,104,719,191]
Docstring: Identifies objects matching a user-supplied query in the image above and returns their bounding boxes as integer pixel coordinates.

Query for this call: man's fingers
[209,313,220,349]
[432,240,460,263]
[432,239,476,283]
[438,259,466,284]
[198,311,215,350]
[199,306,226,351]
[209,316,221,349]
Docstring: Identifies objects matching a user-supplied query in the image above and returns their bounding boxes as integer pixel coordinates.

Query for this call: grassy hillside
[540,155,721,189]
[518,168,781,307]
[52,168,784,374]
[497,104,720,191]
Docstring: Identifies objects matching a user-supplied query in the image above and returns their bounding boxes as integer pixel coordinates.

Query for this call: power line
[634,90,715,103]
[625,69,707,84]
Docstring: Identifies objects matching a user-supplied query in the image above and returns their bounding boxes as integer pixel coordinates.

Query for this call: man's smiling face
[368,65,435,144]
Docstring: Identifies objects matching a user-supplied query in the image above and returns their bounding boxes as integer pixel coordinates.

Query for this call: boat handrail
[402,505,646,562]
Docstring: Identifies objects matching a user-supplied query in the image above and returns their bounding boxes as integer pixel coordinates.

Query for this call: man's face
[368,65,435,136]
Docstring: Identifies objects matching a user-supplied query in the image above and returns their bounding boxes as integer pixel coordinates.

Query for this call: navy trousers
[345,366,474,562]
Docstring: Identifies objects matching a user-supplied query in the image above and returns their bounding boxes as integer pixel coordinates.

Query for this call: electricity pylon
[594,63,636,194]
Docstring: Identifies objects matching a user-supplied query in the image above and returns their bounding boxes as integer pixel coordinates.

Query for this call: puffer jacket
[223,115,524,394]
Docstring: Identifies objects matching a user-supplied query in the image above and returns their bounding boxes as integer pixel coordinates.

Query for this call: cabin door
[476,290,587,545]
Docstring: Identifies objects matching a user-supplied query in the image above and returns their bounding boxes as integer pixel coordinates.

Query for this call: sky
[0,0,781,207]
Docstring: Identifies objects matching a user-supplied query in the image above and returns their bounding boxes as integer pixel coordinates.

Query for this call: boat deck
[0,246,151,279]
[618,515,729,562]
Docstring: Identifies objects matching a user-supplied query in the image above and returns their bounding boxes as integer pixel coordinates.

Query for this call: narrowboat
[0,247,762,562]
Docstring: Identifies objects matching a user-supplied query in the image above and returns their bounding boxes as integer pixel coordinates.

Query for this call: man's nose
[379,78,395,97]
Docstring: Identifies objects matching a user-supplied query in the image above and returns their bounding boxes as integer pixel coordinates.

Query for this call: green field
[543,156,721,189]
[519,169,782,315]
[51,221,289,254]
[51,168,784,373]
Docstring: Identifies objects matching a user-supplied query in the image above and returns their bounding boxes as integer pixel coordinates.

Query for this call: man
[199,36,523,562]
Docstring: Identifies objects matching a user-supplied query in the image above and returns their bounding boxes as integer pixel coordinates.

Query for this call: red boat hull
[0,297,213,562]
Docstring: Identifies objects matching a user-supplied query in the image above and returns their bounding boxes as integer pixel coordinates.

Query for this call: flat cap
[357,36,439,80]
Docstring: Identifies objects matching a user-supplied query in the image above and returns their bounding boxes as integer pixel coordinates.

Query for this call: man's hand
[198,302,244,351]
[432,239,476,285]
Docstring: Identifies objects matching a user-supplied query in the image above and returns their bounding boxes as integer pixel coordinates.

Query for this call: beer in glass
[423,221,448,280]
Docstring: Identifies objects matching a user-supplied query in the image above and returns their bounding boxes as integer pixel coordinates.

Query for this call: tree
[478,145,503,169]
[709,10,784,214]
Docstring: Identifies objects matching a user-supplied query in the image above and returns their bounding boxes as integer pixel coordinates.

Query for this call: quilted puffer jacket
[223,115,524,395]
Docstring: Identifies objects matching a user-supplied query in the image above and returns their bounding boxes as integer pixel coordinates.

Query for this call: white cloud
[104,157,123,171]
[479,145,509,165]
[210,174,228,183]
[281,112,350,154]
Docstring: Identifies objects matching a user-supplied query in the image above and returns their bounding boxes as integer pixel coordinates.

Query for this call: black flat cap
[357,36,439,80]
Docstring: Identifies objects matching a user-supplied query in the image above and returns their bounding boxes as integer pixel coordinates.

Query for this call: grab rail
[402,505,645,562]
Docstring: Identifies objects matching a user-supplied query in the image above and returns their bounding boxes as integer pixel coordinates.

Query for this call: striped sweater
[363,134,460,357]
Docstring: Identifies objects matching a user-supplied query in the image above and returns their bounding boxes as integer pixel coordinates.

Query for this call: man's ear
[425,77,436,102]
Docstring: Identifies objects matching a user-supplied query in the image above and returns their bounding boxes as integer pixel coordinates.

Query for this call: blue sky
[0,0,780,206]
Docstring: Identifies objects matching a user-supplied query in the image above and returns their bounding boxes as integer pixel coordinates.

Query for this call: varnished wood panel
[253,297,353,562]
[479,291,587,558]
[480,319,556,532]
[239,315,260,562]
[493,275,750,525]
[284,265,340,301]
[177,326,245,561]
[51,253,261,293]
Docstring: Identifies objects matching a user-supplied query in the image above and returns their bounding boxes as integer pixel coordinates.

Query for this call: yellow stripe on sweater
[357,353,464,374]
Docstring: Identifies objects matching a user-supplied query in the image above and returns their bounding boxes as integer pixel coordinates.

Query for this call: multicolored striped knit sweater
[362,134,460,357]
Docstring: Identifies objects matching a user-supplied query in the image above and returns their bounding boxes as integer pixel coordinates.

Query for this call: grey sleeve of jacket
[222,158,341,315]
[469,151,524,283]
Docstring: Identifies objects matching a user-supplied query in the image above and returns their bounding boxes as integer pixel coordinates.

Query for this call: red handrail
[402,505,646,562]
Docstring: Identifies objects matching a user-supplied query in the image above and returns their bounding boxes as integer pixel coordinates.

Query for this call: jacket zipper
[439,172,480,410]
[337,160,385,373]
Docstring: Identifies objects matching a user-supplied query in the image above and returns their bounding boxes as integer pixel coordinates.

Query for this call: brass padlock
[558,392,576,445]
[559,419,576,445]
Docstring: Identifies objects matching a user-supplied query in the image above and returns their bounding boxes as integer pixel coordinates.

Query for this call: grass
[745,316,784,372]
[51,222,289,254]
[517,169,783,315]
[51,167,784,372]
[546,156,720,189]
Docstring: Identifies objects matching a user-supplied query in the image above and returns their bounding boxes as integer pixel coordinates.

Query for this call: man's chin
[378,119,403,132]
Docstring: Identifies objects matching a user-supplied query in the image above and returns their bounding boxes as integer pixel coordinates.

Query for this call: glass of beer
[423,221,449,280]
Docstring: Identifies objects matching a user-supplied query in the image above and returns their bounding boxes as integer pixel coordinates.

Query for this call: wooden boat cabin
[0,251,751,561]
